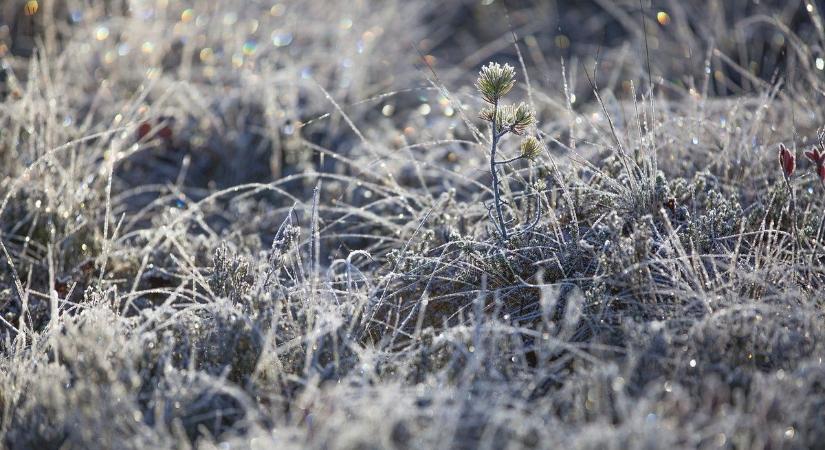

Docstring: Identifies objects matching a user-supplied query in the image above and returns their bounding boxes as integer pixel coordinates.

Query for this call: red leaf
[137,122,152,141]
[159,125,173,140]
[779,144,795,178]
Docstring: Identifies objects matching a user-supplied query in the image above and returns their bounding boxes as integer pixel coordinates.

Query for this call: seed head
[475,62,516,104]
[520,136,543,160]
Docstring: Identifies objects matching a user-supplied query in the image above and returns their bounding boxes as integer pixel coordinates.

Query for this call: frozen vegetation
[1,0,825,448]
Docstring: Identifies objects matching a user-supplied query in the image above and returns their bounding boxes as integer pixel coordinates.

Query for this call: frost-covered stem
[783,175,800,264]
[813,211,825,265]
[524,188,543,232]
[494,155,524,165]
[811,180,825,268]
[490,100,509,241]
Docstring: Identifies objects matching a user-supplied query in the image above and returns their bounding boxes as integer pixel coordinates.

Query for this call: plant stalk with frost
[476,62,542,241]
[779,143,801,261]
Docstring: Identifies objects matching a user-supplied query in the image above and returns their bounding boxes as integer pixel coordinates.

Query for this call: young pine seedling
[475,62,543,241]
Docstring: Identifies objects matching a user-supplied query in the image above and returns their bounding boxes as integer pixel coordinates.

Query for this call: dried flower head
[520,136,542,160]
[475,62,516,104]
[805,147,825,184]
[779,144,795,179]
[499,102,535,135]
